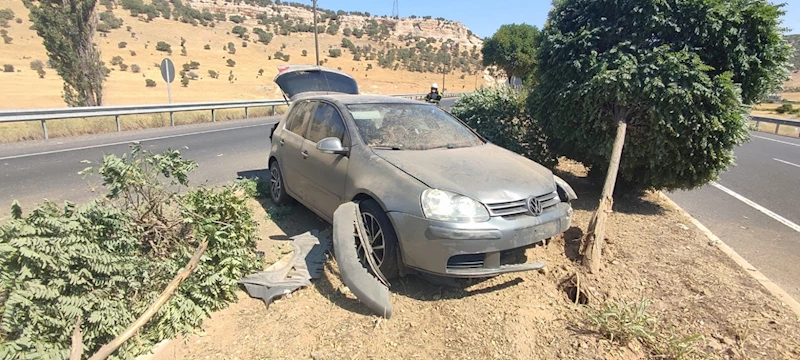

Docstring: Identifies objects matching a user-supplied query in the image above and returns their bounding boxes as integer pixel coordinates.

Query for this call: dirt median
[152,160,800,360]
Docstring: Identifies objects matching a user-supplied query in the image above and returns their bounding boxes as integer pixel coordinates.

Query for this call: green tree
[301,49,307,57]
[156,41,171,53]
[481,23,539,82]
[227,58,236,67]
[228,42,236,54]
[531,0,791,271]
[24,0,107,106]
[532,0,791,192]
[145,78,156,87]
[232,25,247,38]
[229,14,244,24]
[328,48,342,58]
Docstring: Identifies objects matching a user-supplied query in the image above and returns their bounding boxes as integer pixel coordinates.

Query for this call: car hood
[374,143,556,203]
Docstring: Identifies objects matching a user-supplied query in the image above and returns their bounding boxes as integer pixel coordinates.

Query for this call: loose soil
[153,160,800,360]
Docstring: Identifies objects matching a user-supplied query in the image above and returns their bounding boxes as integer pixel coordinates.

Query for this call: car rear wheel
[269,161,291,206]
[357,200,400,280]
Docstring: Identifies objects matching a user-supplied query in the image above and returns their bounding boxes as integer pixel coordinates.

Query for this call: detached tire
[268,160,291,206]
[358,200,400,280]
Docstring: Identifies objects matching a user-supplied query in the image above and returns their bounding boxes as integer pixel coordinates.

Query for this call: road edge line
[656,191,800,318]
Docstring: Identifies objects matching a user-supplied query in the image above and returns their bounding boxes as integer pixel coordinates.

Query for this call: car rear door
[297,101,350,219]
[277,99,316,201]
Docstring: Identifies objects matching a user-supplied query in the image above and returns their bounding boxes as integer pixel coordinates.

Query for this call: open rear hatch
[274,65,359,100]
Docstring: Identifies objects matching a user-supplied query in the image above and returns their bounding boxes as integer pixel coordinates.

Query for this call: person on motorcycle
[424,83,442,104]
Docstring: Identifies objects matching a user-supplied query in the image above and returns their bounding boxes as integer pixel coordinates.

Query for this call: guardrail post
[775,124,781,134]
[271,105,275,116]
[115,115,121,132]
[41,120,48,140]
[245,107,249,119]
[754,120,760,130]
[170,112,175,126]
[211,109,216,122]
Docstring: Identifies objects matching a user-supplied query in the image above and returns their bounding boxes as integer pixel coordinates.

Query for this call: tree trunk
[581,119,627,273]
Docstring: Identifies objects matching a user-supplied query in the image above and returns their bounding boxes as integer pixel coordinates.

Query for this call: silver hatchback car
[268,65,576,279]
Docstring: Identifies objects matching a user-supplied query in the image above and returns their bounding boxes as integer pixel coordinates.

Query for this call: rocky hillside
[0,0,495,109]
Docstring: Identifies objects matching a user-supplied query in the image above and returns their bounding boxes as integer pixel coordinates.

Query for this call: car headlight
[554,175,577,202]
[421,189,490,222]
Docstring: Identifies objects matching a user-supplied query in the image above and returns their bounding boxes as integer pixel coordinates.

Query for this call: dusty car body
[268,65,576,279]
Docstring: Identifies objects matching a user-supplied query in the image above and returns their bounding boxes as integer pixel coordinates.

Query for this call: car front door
[277,100,315,201]
[297,101,350,219]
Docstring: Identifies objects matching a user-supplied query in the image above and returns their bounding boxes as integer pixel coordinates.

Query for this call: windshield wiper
[371,145,403,150]
[428,143,463,150]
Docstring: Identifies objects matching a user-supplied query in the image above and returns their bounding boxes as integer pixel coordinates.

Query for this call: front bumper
[388,202,573,278]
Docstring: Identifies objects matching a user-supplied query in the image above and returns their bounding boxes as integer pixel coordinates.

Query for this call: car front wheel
[357,199,400,280]
[269,160,291,205]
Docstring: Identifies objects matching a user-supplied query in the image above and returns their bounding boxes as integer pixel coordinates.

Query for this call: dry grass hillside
[0,0,494,110]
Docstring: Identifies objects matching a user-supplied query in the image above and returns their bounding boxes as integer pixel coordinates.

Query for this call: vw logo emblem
[527,196,543,216]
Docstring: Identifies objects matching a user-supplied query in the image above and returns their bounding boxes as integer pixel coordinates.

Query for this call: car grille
[447,254,485,270]
[485,191,560,219]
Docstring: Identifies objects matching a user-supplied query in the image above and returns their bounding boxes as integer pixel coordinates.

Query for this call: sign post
[160,58,176,103]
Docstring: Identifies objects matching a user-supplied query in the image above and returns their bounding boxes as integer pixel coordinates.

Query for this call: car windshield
[346,103,484,150]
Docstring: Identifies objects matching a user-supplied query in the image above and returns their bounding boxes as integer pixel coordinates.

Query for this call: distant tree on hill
[342,28,351,37]
[328,49,342,58]
[145,78,156,87]
[2,64,13,72]
[156,41,171,53]
[118,41,127,48]
[0,29,11,44]
[228,42,236,54]
[229,15,244,24]
[131,64,140,73]
[25,0,106,106]
[227,59,236,67]
[232,25,247,38]
[302,50,307,57]
[204,44,211,50]
[481,23,540,82]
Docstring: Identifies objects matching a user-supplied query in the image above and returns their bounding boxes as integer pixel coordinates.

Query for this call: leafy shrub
[0,145,262,358]
[155,41,171,53]
[129,50,137,56]
[208,69,218,78]
[242,41,247,48]
[776,103,794,114]
[227,42,236,54]
[229,15,244,24]
[118,41,127,48]
[131,64,141,73]
[227,59,236,67]
[232,25,247,38]
[2,64,13,72]
[145,78,156,87]
[328,48,342,58]
[204,44,211,50]
[110,55,124,66]
[302,49,307,57]
[119,63,129,71]
[451,87,556,168]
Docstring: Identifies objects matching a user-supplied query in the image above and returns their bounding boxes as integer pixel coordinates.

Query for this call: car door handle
[279,138,285,145]
[301,150,309,159]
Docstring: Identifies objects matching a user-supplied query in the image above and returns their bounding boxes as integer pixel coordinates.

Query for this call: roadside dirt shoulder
[154,160,800,360]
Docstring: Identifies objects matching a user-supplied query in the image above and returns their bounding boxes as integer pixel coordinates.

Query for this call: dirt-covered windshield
[346,103,484,150]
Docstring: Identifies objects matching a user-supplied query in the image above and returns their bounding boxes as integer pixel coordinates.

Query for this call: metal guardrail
[751,116,800,137]
[0,92,467,140]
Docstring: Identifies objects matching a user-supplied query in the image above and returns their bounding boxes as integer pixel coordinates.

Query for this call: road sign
[160,58,175,83]
[160,58,175,104]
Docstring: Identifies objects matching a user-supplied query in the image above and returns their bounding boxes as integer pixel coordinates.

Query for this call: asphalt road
[668,132,800,301]
[0,98,458,218]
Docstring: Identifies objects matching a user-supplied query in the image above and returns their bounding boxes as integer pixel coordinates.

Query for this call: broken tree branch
[87,240,209,360]
[69,316,82,360]
[582,119,627,273]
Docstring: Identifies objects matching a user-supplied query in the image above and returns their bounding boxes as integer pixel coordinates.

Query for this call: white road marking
[774,158,800,169]
[711,182,800,233]
[752,134,800,147]
[0,123,273,161]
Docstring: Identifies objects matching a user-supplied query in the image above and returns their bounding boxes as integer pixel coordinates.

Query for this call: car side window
[285,101,314,137]
[307,102,346,143]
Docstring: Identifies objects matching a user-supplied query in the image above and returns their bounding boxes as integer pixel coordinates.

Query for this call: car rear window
[285,101,315,136]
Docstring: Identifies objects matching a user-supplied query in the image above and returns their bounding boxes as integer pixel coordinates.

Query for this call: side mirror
[316,137,348,155]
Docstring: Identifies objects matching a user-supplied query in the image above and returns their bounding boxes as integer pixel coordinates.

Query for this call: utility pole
[313,0,320,66]
[441,67,446,95]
